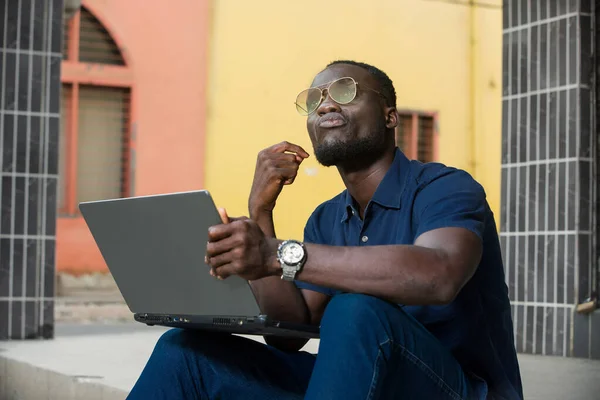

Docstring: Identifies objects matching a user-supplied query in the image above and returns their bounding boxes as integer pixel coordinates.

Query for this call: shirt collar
[341,148,412,222]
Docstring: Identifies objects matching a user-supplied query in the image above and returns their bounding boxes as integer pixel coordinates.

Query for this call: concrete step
[3,324,600,400]
[55,301,132,324]
[55,291,131,324]
[55,292,131,324]
[56,272,120,297]
[55,272,133,324]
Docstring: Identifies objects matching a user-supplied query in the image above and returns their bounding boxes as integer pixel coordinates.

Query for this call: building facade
[55,0,210,275]
[6,0,598,361]
[54,0,504,275]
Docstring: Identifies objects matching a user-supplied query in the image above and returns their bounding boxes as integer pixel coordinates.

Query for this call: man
[128,61,523,399]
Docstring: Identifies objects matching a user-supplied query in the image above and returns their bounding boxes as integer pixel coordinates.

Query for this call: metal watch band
[281,266,298,281]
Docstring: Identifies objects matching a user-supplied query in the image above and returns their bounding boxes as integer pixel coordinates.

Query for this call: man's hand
[205,217,281,281]
[248,141,309,217]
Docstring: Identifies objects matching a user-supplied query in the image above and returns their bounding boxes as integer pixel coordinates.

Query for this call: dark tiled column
[0,0,62,340]
[501,0,598,358]
[578,0,600,360]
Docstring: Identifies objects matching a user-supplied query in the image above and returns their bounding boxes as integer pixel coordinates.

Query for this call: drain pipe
[577,0,598,314]
[468,0,478,178]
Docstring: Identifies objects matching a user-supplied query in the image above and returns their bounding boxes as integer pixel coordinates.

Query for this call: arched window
[59,6,132,215]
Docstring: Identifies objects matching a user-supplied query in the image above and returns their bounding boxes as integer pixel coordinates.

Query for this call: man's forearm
[250,209,277,237]
[249,211,310,324]
[295,243,451,305]
[275,227,482,307]
[248,277,309,323]
[249,211,312,351]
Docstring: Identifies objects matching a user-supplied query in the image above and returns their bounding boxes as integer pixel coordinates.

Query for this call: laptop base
[134,313,320,339]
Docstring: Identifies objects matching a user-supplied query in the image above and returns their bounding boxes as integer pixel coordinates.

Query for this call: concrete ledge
[1,356,126,400]
[0,326,165,400]
[2,323,600,399]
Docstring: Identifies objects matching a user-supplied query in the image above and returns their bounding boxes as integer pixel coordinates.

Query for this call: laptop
[78,190,319,339]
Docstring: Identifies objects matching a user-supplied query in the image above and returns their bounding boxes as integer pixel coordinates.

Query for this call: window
[60,7,132,215]
[395,111,438,163]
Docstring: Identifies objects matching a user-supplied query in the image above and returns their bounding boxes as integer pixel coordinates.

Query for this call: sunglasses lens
[296,88,322,115]
[329,77,357,104]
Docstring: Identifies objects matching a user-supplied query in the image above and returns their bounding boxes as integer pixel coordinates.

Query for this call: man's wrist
[249,205,273,220]
[266,238,283,277]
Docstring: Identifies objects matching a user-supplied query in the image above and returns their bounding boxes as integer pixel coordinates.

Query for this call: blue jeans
[128,294,487,399]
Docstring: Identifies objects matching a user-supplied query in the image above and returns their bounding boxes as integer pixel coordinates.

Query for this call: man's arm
[275,227,482,305]
[248,211,329,351]
[235,141,329,352]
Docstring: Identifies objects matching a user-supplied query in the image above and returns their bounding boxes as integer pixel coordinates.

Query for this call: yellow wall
[205,0,503,240]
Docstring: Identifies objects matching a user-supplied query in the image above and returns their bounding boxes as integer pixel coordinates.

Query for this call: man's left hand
[205,216,280,280]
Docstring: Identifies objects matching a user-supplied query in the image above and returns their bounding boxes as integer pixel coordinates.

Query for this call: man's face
[305,64,394,168]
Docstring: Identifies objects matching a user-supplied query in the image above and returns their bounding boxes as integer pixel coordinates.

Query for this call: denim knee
[152,329,190,356]
[319,294,399,343]
[322,293,392,322]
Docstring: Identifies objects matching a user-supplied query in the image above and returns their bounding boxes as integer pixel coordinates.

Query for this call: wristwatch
[277,240,307,281]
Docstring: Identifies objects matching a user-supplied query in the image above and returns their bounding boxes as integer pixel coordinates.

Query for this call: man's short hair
[326,60,397,108]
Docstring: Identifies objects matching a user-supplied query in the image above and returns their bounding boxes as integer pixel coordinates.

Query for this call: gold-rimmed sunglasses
[295,76,386,116]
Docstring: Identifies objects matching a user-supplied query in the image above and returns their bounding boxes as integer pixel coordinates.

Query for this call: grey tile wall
[594,0,600,362]
[0,0,62,340]
[501,0,598,358]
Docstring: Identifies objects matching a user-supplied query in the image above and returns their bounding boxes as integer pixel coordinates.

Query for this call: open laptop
[79,190,319,338]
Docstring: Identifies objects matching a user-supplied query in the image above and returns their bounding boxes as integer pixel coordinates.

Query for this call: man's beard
[313,122,389,171]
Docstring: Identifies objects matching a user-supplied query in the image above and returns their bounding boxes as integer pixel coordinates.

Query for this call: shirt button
[361,235,369,243]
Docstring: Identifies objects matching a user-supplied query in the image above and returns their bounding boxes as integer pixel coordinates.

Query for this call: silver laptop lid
[79,190,261,317]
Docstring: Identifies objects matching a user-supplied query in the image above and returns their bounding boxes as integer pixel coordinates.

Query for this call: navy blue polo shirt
[295,148,523,399]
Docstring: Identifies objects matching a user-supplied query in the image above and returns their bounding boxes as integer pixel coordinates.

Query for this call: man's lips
[318,114,347,128]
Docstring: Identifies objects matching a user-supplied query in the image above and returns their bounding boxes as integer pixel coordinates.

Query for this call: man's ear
[385,108,398,129]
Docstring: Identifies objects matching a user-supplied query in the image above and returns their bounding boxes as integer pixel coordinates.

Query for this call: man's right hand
[248,141,309,218]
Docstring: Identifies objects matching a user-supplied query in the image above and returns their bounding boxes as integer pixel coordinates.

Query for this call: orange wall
[57,0,210,274]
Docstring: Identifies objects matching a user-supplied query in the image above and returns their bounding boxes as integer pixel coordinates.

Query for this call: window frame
[395,109,439,163]
[60,7,134,216]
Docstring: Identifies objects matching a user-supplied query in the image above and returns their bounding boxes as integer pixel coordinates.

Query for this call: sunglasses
[295,76,386,116]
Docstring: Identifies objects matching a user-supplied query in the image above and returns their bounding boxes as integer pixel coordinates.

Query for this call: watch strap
[281,266,298,281]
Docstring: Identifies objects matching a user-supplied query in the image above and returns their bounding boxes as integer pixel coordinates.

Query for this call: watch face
[281,242,304,265]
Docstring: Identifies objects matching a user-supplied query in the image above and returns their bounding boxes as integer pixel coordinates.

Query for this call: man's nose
[316,92,342,116]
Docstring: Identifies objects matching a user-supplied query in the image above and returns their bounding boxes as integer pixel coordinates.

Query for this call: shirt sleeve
[414,168,487,240]
[293,210,338,297]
